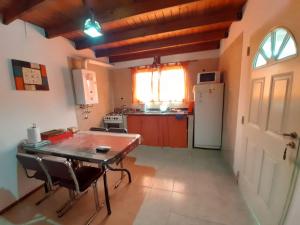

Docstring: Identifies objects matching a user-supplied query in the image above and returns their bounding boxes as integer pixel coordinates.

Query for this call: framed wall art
[11,59,49,91]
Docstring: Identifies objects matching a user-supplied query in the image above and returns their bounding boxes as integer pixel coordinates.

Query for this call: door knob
[282,132,298,139]
[283,141,296,160]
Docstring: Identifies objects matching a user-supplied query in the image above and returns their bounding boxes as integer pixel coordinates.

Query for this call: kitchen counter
[124,111,189,116]
[126,112,188,147]
[124,111,194,148]
[124,112,194,149]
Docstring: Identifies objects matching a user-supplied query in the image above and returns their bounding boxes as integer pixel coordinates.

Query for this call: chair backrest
[42,158,80,192]
[16,153,53,187]
[17,153,43,171]
[108,128,128,133]
[90,127,108,132]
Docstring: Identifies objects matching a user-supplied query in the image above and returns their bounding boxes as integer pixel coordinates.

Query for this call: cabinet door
[159,116,169,147]
[167,116,188,148]
[141,116,160,146]
[127,116,142,134]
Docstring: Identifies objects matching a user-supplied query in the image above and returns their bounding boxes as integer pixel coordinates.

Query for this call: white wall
[0,20,94,211]
[219,34,243,167]
[220,0,300,224]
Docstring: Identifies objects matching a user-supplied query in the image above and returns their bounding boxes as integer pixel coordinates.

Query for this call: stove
[103,113,124,128]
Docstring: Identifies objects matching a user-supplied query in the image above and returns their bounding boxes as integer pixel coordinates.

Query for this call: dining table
[23,130,142,215]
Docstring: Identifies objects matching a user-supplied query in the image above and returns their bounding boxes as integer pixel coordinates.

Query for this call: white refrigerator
[193,83,224,149]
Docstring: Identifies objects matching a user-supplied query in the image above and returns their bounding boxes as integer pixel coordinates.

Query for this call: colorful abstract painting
[11,59,49,91]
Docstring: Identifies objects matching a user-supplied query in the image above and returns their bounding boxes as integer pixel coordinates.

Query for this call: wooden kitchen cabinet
[127,115,160,146]
[166,116,188,148]
[141,116,160,146]
[158,116,169,146]
[127,114,187,148]
[127,115,142,134]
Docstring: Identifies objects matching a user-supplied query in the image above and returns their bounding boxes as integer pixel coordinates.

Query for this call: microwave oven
[197,71,221,84]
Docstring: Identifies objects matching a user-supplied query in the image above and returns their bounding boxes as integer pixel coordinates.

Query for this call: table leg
[106,164,132,184]
[112,160,127,189]
[120,160,125,179]
[102,166,111,215]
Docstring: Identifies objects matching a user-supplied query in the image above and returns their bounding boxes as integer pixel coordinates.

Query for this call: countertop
[124,111,190,116]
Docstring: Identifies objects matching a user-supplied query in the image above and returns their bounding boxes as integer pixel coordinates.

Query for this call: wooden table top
[24,131,141,164]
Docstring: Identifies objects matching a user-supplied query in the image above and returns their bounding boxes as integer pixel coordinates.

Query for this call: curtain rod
[128,59,197,69]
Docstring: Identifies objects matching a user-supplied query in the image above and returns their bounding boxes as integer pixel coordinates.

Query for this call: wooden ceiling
[0,0,247,63]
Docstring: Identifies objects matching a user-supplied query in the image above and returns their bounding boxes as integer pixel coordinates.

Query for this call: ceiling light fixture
[82,0,102,38]
[84,17,102,38]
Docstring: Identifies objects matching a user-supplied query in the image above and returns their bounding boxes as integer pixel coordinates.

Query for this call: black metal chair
[16,153,57,205]
[42,157,104,224]
[107,128,128,133]
[90,127,108,132]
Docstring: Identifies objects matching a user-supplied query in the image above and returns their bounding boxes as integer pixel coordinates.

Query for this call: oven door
[104,122,124,129]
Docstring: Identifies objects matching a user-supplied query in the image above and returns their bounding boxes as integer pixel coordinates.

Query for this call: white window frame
[253,27,298,70]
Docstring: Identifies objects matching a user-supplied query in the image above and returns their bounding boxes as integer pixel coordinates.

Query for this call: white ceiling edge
[110,49,220,69]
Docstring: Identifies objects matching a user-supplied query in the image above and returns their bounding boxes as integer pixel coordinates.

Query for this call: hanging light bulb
[83,7,102,38]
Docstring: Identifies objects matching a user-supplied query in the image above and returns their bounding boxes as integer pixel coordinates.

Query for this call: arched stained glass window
[253,28,297,69]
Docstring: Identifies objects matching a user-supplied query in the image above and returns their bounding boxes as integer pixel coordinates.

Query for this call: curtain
[181,62,189,103]
[132,67,158,103]
[132,63,189,103]
[159,64,185,102]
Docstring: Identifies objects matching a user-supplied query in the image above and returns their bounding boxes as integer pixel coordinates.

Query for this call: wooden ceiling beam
[95,29,228,57]
[75,8,241,50]
[108,41,220,63]
[2,0,45,25]
[46,0,201,38]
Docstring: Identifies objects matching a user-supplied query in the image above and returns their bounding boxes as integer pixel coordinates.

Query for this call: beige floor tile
[167,213,228,225]
[152,176,174,191]
[133,189,172,225]
[142,189,172,211]
[167,213,200,225]
[2,147,256,225]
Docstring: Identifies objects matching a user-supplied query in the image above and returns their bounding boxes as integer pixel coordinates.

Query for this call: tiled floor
[0,146,257,225]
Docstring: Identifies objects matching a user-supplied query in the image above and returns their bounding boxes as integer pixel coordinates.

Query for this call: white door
[239,28,300,225]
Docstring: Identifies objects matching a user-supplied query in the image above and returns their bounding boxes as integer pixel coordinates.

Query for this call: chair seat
[58,166,103,192]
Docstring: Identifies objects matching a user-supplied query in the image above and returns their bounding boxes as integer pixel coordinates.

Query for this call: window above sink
[132,64,187,104]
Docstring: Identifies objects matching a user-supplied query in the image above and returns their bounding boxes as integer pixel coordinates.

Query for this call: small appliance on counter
[197,71,221,84]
